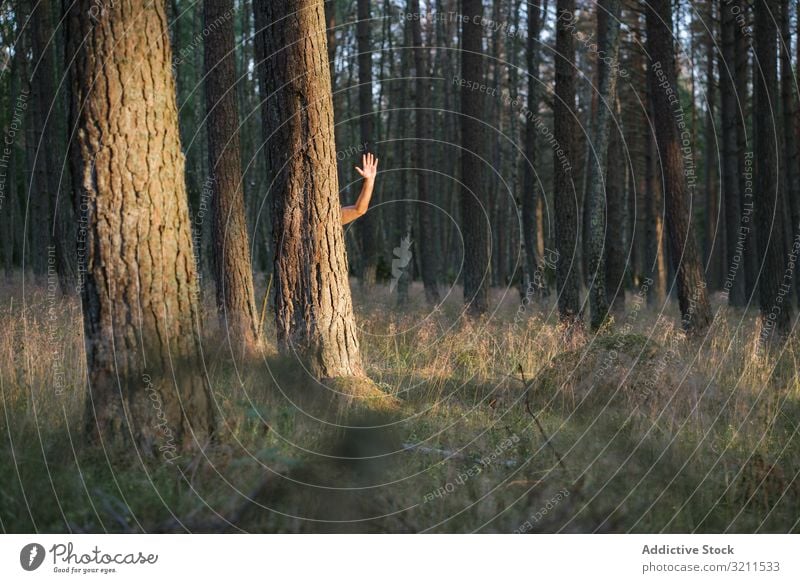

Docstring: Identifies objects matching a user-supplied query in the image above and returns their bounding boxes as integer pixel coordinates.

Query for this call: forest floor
[1,274,799,533]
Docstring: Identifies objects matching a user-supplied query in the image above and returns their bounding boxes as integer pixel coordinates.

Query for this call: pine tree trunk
[780,0,800,301]
[553,0,582,326]
[356,0,379,289]
[67,0,215,454]
[719,0,745,306]
[204,0,261,351]
[586,0,622,330]
[257,0,365,379]
[645,0,712,333]
[522,0,544,296]
[409,0,441,305]
[754,0,792,340]
[460,0,491,315]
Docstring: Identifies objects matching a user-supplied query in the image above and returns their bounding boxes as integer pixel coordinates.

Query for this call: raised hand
[355,152,379,181]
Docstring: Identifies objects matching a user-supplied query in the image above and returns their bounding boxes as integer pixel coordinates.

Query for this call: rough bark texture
[754,0,792,340]
[204,0,261,350]
[66,0,215,453]
[257,0,364,378]
[645,0,712,333]
[553,0,582,326]
[719,0,745,306]
[460,0,491,315]
[703,7,722,292]
[409,0,441,305]
[586,0,621,329]
[356,0,379,288]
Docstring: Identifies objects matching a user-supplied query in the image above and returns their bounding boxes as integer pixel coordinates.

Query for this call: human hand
[355,152,379,181]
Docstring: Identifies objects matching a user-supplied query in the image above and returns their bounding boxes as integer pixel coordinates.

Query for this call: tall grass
[1,273,798,533]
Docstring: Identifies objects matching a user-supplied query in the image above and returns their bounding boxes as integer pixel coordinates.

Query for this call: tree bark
[645,0,712,333]
[754,0,792,340]
[522,0,545,296]
[719,0,746,306]
[356,0,379,289]
[409,0,441,304]
[257,0,365,378]
[460,0,491,315]
[586,0,622,330]
[553,0,582,326]
[780,0,800,301]
[204,0,261,351]
[67,0,215,453]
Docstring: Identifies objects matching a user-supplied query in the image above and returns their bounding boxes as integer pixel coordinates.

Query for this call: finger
[362,154,367,168]
[355,166,365,176]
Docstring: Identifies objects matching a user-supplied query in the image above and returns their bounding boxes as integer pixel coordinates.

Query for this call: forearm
[341,177,375,225]
[354,177,375,214]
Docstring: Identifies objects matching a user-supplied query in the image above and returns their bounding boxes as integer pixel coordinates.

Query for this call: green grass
[1,274,798,533]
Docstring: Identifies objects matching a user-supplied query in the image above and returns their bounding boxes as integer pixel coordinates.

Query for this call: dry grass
[1,273,798,533]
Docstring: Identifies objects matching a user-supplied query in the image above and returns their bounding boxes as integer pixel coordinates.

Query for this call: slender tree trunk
[522,0,544,296]
[703,4,722,292]
[586,0,622,330]
[754,0,792,340]
[356,0,379,288]
[606,94,626,313]
[719,0,745,306]
[737,0,757,303]
[257,0,365,379]
[204,0,261,350]
[409,0,441,304]
[553,0,582,326]
[460,0,491,315]
[645,0,712,333]
[67,0,215,453]
[780,0,800,301]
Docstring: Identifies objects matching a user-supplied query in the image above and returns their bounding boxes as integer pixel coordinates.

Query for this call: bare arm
[341,153,378,225]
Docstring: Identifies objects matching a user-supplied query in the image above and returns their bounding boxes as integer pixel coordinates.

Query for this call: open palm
[355,152,379,180]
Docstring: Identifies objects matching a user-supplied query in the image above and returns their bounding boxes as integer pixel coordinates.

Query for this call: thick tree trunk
[257,0,365,379]
[645,0,712,333]
[204,0,261,351]
[754,0,792,340]
[586,0,622,330]
[356,0,379,289]
[460,0,491,315]
[67,0,215,454]
[553,0,582,326]
[409,0,441,305]
[719,0,745,306]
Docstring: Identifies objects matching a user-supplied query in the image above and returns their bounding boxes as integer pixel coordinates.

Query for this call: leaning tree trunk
[257,0,364,379]
[460,0,491,315]
[409,0,441,305]
[356,0,379,289]
[585,0,622,330]
[553,0,582,326]
[66,0,215,454]
[754,0,792,341]
[719,0,745,306]
[204,0,261,351]
[645,0,712,334]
